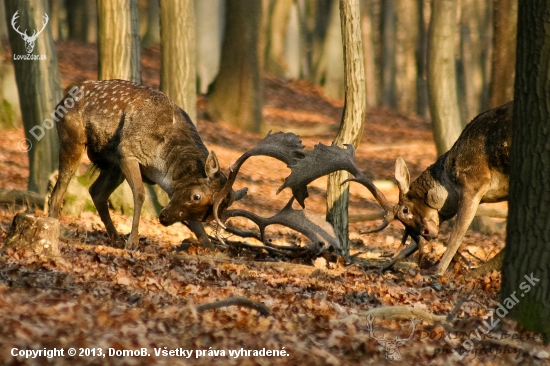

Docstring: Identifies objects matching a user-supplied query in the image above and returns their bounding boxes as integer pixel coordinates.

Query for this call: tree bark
[427,0,463,155]
[195,0,224,95]
[141,0,160,47]
[489,0,517,108]
[159,0,196,123]
[500,0,550,340]
[97,0,141,84]
[4,0,62,196]
[394,0,418,114]
[380,0,396,108]
[360,0,378,108]
[326,0,366,256]
[206,0,263,133]
[4,213,59,257]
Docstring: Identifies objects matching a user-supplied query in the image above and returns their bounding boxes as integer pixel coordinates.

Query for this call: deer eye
[192,193,201,201]
[402,206,409,215]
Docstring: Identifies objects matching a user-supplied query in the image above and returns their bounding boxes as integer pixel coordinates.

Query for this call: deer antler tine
[212,131,305,227]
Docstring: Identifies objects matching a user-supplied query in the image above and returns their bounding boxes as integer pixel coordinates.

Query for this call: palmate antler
[223,198,341,254]
[212,132,396,256]
[279,143,396,232]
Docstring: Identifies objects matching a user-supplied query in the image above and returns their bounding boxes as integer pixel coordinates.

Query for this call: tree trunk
[159,0,196,123]
[265,0,293,77]
[206,0,263,133]
[97,0,141,84]
[195,0,224,95]
[141,0,160,47]
[314,0,344,99]
[66,0,89,42]
[394,0,418,114]
[489,0,517,108]
[500,0,550,340]
[427,0,462,155]
[416,0,429,118]
[326,0,366,256]
[4,213,59,257]
[360,0,378,108]
[5,0,62,196]
[380,0,396,108]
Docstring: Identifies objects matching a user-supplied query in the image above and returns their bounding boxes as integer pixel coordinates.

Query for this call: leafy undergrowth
[0,41,548,365]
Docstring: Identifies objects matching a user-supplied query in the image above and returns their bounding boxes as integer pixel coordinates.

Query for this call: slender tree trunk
[415,0,429,118]
[265,0,293,77]
[326,0,366,256]
[206,0,263,133]
[159,0,196,122]
[195,0,224,94]
[97,0,141,84]
[5,0,62,196]
[394,0,418,114]
[284,1,301,79]
[141,0,160,47]
[500,0,550,340]
[380,0,395,108]
[427,0,462,155]
[361,0,378,108]
[489,0,517,108]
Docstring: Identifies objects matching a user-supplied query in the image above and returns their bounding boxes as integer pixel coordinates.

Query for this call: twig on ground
[196,296,271,316]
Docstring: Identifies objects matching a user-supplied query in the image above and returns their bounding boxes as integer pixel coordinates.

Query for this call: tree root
[465,250,504,279]
[196,296,271,316]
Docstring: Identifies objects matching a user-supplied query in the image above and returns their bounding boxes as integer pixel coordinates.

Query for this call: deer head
[11,11,49,54]
[394,157,441,240]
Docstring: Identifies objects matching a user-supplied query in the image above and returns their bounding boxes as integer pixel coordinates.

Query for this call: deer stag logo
[11,11,49,54]
[366,315,421,361]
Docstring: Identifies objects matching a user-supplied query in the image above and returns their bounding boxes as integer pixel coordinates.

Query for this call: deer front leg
[120,158,145,250]
[434,191,484,276]
[89,168,125,242]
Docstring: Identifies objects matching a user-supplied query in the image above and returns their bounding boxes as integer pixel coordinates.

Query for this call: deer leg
[89,167,125,241]
[434,192,484,276]
[49,123,86,218]
[119,158,145,250]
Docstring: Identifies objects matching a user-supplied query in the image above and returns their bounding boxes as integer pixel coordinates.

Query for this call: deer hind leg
[434,190,485,276]
[89,167,125,242]
[119,158,145,250]
[48,116,86,218]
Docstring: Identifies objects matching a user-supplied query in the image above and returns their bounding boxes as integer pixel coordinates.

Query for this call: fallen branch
[0,189,44,208]
[196,296,271,316]
[361,305,446,323]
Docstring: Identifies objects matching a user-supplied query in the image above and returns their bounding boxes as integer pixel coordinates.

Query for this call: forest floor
[0,41,547,366]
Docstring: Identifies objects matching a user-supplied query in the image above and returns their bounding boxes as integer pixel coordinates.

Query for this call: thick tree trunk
[416,0,429,118]
[489,0,517,108]
[159,0,196,123]
[500,0,550,339]
[427,0,462,155]
[4,0,62,196]
[326,0,366,256]
[4,213,59,257]
[206,0,262,133]
[97,0,141,84]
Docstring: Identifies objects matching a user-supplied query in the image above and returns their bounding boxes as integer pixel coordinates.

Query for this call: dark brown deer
[386,102,511,275]
[48,79,245,249]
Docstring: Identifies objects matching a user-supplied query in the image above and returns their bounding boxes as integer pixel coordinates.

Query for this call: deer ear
[205,151,220,179]
[395,157,410,195]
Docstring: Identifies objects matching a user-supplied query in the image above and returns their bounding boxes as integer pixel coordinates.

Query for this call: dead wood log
[196,296,271,316]
[0,188,45,208]
[4,213,59,257]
